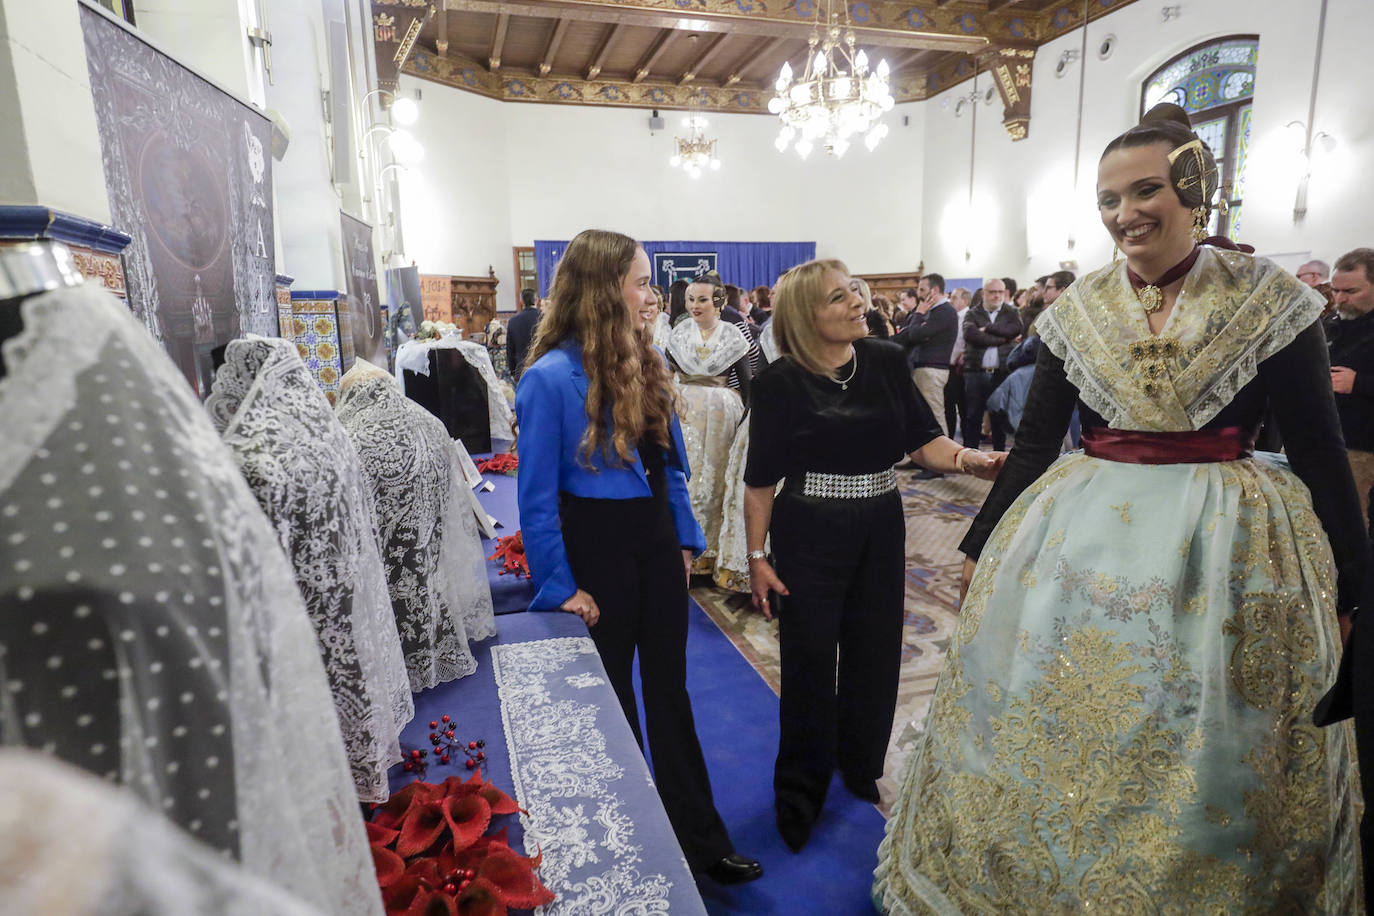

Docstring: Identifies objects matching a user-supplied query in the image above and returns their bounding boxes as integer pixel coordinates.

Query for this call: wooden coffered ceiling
[391,0,1140,123]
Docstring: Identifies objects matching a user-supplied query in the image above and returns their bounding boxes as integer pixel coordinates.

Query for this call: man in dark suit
[506,288,542,383]
[1330,248,1374,534]
[896,272,958,478]
[962,277,1022,451]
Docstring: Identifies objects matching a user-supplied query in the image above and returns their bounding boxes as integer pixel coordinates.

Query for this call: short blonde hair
[852,277,872,310]
[773,257,850,378]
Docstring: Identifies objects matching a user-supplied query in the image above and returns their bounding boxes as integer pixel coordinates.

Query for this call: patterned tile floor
[690,468,993,814]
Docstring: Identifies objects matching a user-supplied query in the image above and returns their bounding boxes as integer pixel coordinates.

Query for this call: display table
[468,453,535,615]
[388,607,705,916]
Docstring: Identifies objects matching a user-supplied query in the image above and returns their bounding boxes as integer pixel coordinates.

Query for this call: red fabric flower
[488,533,530,579]
[475,454,519,476]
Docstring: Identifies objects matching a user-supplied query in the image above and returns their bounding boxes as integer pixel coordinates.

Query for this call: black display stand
[403,348,492,454]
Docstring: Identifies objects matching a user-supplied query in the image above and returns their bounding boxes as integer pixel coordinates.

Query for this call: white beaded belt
[801,468,898,499]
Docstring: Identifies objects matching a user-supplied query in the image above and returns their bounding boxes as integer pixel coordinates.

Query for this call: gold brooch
[1137,284,1164,313]
[695,345,711,362]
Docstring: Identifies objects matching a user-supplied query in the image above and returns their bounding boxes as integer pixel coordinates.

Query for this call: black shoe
[914,469,944,480]
[843,774,881,804]
[776,805,814,852]
[703,853,763,884]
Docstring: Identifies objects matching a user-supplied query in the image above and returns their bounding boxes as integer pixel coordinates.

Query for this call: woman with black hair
[876,103,1367,912]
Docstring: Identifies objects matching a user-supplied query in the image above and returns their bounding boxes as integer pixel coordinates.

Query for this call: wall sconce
[1286,119,1337,221]
[1054,49,1080,79]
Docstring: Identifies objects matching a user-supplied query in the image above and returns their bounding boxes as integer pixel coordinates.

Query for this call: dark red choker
[1127,246,1201,313]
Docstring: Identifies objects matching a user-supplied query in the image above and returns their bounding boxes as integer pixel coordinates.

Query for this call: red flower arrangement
[488,532,530,579]
[476,454,519,476]
[369,772,555,915]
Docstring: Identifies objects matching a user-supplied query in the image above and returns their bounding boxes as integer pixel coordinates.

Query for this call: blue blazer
[515,339,706,611]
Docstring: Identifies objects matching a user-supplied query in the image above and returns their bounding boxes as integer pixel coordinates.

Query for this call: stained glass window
[1142,37,1258,243]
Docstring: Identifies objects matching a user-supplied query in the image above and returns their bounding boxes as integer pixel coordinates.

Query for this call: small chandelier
[669,113,721,178]
[768,0,894,159]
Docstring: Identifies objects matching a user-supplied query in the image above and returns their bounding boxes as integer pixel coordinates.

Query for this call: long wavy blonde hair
[524,229,676,467]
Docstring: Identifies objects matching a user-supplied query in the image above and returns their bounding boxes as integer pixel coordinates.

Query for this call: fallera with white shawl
[875,248,1361,914]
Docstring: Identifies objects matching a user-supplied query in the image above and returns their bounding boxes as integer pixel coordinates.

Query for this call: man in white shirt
[944,288,971,440]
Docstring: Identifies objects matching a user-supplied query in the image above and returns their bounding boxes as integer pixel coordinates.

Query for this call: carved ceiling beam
[988,0,1027,10]
[372,1,435,93]
[632,29,676,83]
[724,36,784,87]
[679,33,730,86]
[439,0,988,52]
[489,12,508,71]
[587,22,622,79]
[539,18,571,76]
[887,47,929,72]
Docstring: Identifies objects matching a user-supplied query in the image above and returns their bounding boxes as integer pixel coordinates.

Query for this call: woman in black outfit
[744,257,1003,851]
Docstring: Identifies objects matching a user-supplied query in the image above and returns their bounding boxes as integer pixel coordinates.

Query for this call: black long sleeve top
[745,339,941,487]
[1327,309,1374,452]
[960,320,1369,615]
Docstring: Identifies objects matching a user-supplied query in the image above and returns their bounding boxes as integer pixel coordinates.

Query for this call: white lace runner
[491,638,708,916]
[335,367,496,692]
[0,283,382,915]
[206,336,414,803]
[394,336,515,441]
[0,749,326,916]
[666,319,749,377]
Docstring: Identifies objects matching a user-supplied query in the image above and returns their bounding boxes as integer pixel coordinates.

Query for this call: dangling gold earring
[1191,206,1209,242]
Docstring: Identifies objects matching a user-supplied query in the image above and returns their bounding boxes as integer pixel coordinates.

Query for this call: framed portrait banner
[652,252,718,291]
[80,2,277,398]
[340,211,386,368]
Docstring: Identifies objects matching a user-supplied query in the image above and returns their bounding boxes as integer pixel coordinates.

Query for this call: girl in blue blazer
[514,229,761,886]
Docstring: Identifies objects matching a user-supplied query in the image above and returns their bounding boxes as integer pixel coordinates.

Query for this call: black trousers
[964,368,1009,450]
[944,368,965,442]
[560,487,733,870]
[770,487,905,820]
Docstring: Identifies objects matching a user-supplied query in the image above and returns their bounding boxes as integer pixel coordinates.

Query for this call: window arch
[1141,36,1259,243]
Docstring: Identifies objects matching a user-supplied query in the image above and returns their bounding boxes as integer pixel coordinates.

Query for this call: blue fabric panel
[534,240,816,297]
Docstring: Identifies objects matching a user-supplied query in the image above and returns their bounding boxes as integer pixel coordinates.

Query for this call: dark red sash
[1081,426,1254,464]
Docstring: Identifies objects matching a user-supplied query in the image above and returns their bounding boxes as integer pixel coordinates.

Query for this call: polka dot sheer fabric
[206,336,414,803]
[0,284,382,915]
[335,364,496,691]
[0,749,326,915]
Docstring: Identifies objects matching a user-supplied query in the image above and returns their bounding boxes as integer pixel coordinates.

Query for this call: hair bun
[1140,102,1193,131]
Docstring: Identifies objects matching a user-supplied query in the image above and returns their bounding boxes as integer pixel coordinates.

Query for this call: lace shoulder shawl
[1038,247,1326,431]
[206,337,413,803]
[667,318,749,377]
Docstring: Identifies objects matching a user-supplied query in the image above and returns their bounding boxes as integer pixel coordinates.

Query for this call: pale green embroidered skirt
[875,453,1360,914]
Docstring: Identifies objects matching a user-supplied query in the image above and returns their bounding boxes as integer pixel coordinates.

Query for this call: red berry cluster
[400,714,486,776]
[441,867,478,897]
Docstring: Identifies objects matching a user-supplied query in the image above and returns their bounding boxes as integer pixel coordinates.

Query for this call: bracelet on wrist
[746,550,768,562]
[955,447,971,473]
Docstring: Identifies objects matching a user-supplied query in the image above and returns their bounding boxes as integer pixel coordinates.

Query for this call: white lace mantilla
[1038,247,1326,431]
[394,336,514,440]
[206,336,414,803]
[335,369,496,692]
[0,284,381,915]
[758,318,779,364]
[492,638,707,916]
[666,319,749,377]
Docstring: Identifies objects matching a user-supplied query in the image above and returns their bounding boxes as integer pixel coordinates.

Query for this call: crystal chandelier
[768,0,894,159]
[669,113,721,178]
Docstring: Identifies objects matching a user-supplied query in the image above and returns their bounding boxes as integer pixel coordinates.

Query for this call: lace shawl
[394,337,514,441]
[335,369,496,692]
[206,336,414,803]
[758,318,779,364]
[1038,247,1326,431]
[0,749,325,916]
[666,318,750,377]
[0,284,382,915]
[653,312,672,351]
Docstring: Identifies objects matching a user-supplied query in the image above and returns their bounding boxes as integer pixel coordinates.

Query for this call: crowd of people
[507,100,1374,911]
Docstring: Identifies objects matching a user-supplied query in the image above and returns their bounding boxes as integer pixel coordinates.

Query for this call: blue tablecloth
[388,612,707,916]
[471,450,536,615]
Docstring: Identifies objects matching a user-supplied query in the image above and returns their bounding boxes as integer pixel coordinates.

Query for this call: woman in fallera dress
[665,272,752,576]
[874,103,1369,913]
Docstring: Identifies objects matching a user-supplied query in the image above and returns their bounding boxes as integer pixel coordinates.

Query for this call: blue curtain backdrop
[533,240,816,297]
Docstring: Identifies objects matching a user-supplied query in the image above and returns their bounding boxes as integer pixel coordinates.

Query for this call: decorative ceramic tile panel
[287,293,346,405]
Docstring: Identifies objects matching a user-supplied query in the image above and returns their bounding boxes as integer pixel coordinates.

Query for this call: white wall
[921,0,1374,280]
[0,0,110,222]
[397,72,926,305]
